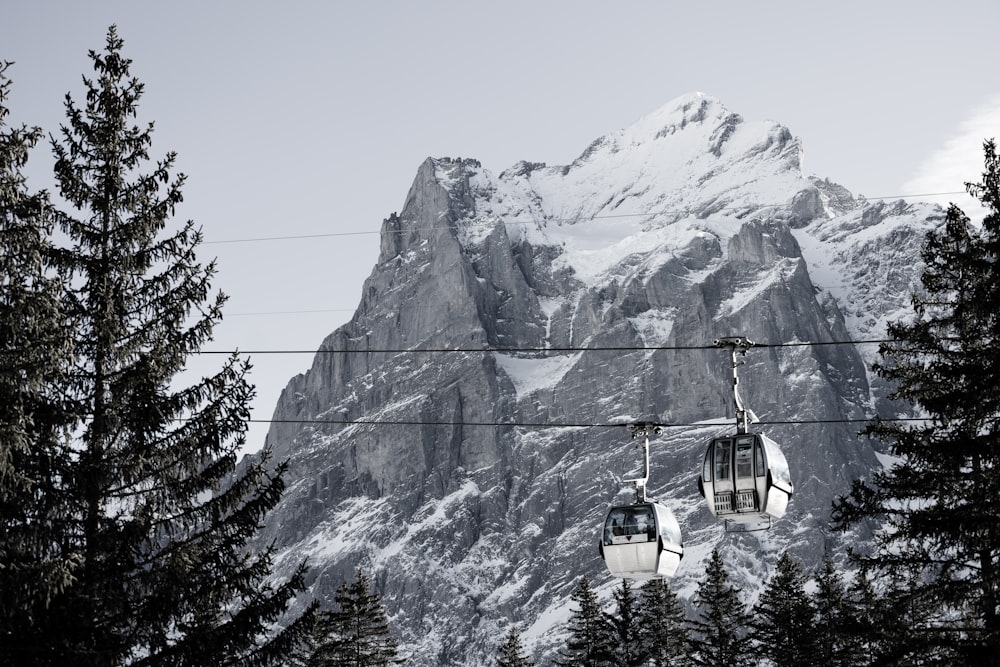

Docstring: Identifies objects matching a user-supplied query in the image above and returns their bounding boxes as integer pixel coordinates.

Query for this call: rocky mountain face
[257,93,944,665]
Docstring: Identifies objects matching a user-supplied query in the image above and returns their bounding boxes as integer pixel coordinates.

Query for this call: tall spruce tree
[19,26,313,665]
[846,566,886,665]
[0,62,79,664]
[810,556,863,667]
[495,626,533,667]
[556,575,615,667]
[303,568,401,667]
[607,578,644,667]
[832,139,1000,665]
[749,551,818,666]
[844,564,953,665]
[687,548,752,667]
[636,578,692,667]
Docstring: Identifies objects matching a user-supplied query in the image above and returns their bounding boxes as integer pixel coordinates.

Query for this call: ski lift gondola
[697,337,793,530]
[599,423,683,579]
[698,431,792,528]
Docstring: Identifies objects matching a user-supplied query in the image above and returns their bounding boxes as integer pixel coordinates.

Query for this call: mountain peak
[627,91,727,136]
[259,93,943,666]
[581,91,797,167]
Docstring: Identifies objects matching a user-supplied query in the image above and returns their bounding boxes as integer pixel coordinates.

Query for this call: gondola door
[732,435,761,514]
[709,438,733,514]
[707,436,762,516]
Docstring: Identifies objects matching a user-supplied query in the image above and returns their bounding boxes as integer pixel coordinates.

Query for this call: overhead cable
[202,190,962,246]
[246,416,925,428]
[194,338,894,356]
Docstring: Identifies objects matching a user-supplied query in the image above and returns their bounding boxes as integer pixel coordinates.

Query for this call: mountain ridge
[257,92,943,665]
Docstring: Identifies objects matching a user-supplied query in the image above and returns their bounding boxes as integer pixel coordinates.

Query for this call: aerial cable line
[38,414,927,429]
[239,416,928,428]
[192,338,895,356]
[201,190,963,246]
[0,338,918,357]
[227,308,356,317]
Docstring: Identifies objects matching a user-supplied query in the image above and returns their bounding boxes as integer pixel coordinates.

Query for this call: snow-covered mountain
[257,92,943,665]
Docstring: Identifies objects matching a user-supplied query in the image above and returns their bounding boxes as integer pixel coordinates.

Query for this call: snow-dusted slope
[258,93,942,666]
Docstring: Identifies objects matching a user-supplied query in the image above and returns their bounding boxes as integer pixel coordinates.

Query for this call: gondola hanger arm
[624,422,660,503]
[714,337,758,434]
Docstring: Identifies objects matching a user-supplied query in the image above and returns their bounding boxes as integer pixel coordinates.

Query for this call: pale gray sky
[3,1,997,452]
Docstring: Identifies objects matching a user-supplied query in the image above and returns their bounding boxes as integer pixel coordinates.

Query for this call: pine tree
[810,556,863,667]
[687,548,752,667]
[556,575,615,667]
[304,568,402,667]
[636,578,692,667]
[607,578,644,666]
[749,551,817,666]
[11,26,314,665]
[832,138,1000,665]
[846,566,886,665]
[0,61,79,665]
[495,625,533,667]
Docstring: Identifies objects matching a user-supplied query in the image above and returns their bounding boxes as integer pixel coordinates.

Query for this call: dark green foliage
[750,552,818,666]
[0,61,79,665]
[844,566,890,665]
[810,556,864,667]
[303,569,401,667]
[495,626,533,667]
[687,548,752,667]
[607,579,644,666]
[0,27,312,664]
[832,139,1000,664]
[556,575,616,667]
[636,578,692,666]
[858,566,957,665]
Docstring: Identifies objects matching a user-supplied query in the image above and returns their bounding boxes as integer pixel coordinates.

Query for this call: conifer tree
[0,61,78,664]
[848,565,955,665]
[607,578,644,666]
[832,139,1000,665]
[810,556,862,667]
[750,551,817,666]
[556,575,615,667]
[636,578,692,667]
[12,26,313,665]
[687,548,751,667]
[303,568,401,667]
[495,626,533,667]
[846,566,886,665]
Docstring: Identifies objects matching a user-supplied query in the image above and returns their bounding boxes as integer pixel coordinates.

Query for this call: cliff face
[258,93,944,665]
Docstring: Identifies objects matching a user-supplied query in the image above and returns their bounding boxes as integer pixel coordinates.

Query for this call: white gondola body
[600,502,683,579]
[698,433,793,526]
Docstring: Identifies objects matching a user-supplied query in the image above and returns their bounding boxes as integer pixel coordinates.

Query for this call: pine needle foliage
[749,551,818,666]
[556,575,616,667]
[303,568,402,667]
[687,548,752,667]
[0,27,313,665]
[636,578,692,667]
[607,579,644,667]
[810,555,865,667]
[0,61,80,664]
[495,626,533,667]
[832,138,1000,665]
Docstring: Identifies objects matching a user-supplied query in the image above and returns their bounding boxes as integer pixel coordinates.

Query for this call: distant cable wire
[244,416,923,428]
[194,338,894,355]
[201,191,963,246]
[205,190,960,318]
[227,308,355,317]
[0,342,754,357]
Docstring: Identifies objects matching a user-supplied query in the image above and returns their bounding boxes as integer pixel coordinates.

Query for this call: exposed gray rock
[256,93,943,666]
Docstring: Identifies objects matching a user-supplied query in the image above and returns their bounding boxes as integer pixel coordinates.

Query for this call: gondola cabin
[600,502,683,579]
[698,433,793,528]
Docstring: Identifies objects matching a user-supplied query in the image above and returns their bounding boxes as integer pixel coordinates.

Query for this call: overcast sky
[3,1,998,452]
